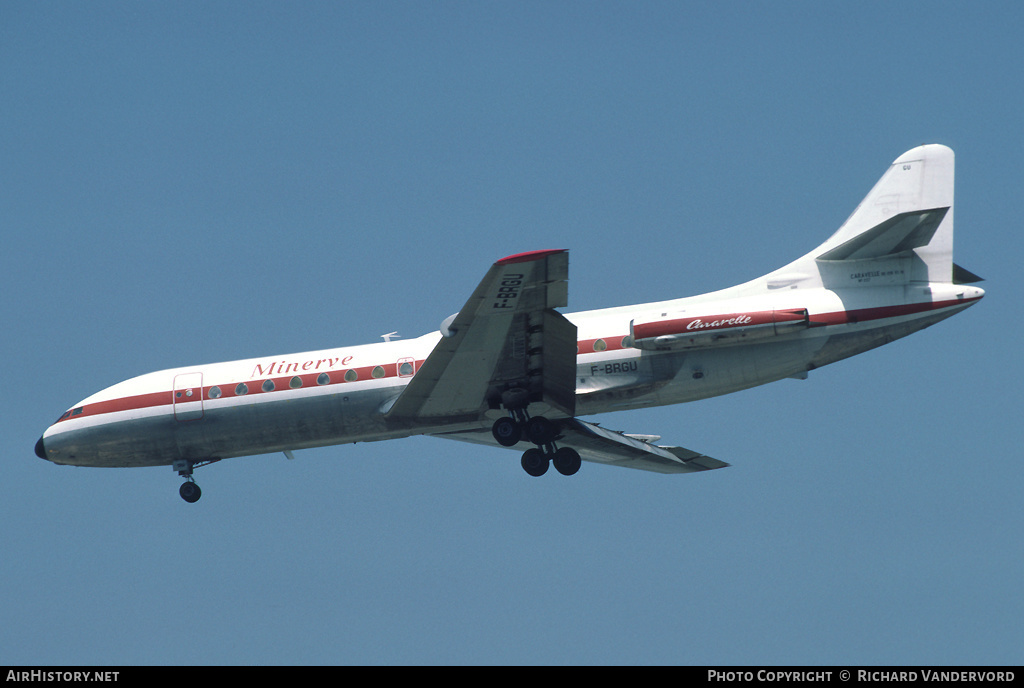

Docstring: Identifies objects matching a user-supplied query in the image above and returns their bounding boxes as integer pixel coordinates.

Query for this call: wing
[386,249,576,428]
[434,418,729,475]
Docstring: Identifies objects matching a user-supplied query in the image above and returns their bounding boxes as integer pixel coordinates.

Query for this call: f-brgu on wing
[386,249,576,428]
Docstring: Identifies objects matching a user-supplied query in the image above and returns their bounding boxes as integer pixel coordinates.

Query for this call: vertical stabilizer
[735,144,962,297]
[812,144,956,284]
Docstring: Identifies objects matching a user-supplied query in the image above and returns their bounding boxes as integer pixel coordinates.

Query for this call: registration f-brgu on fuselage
[36,145,984,502]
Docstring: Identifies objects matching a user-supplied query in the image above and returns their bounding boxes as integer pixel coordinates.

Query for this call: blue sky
[2,1,1021,665]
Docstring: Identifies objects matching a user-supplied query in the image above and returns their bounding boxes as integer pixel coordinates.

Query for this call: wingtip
[495,249,567,266]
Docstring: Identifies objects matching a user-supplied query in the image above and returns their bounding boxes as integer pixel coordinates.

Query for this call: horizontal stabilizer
[816,207,949,262]
[953,263,984,284]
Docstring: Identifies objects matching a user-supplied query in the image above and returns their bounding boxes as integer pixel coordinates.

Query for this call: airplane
[35,144,984,502]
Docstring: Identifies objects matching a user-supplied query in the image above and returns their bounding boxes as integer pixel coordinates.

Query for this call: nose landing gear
[179,480,202,503]
[173,458,219,503]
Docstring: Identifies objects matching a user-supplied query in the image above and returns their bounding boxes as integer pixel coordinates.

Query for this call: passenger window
[593,339,607,352]
[344,369,358,382]
[371,366,385,379]
[235,383,248,396]
[289,376,302,389]
[209,386,222,399]
[317,373,330,386]
[262,379,275,392]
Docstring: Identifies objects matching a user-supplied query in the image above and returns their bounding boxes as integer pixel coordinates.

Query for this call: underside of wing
[434,418,729,475]
[386,249,576,428]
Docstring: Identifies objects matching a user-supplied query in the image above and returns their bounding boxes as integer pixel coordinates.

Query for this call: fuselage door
[173,372,204,421]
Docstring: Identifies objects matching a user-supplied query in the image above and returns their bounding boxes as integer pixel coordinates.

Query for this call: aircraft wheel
[179,481,202,503]
[553,447,582,476]
[525,416,556,445]
[521,448,549,477]
[491,417,522,447]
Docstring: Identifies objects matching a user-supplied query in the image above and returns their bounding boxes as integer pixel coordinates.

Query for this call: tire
[553,447,582,476]
[521,448,549,477]
[525,416,556,445]
[179,481,202,503]
[491,417,522,447]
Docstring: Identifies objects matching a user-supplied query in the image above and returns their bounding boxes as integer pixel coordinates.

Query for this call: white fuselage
[37,281,983,469]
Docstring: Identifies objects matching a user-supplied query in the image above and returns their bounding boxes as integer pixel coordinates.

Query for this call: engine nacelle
[631,308,809,351]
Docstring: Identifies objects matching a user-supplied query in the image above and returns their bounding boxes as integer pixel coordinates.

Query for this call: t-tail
[732,143,984,297]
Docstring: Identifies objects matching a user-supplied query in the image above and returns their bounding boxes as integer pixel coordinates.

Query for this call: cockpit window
[56,407,84,423]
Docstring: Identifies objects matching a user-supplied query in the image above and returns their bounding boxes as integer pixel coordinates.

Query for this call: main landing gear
[491,414,582,478]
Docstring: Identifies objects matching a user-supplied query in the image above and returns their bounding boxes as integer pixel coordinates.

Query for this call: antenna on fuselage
[381,332,401,342]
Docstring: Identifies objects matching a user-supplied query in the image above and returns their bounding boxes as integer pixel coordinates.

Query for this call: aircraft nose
[35,435,46,459]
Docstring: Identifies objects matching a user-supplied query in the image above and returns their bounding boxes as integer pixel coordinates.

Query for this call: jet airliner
[36,144,984,502]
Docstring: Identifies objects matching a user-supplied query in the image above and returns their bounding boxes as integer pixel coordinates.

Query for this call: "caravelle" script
[685,315,754,331]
